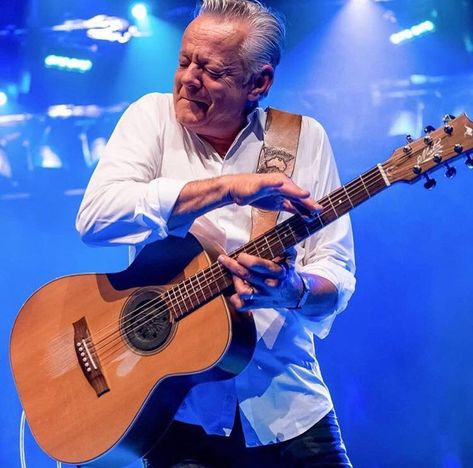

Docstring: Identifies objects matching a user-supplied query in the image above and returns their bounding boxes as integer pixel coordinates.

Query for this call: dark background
[1,1,472,466]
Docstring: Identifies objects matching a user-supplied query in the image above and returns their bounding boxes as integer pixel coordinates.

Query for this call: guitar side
[10,233,256,467]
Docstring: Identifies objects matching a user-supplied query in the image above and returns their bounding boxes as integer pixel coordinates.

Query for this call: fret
[167,287,181,321]
[358,174,371,198]
[314,214,324,227]
[201,270,214,298]
[187,276,199,304]
[342,185,354,209]
[180,281,193,317]
[326,194,340,218]
[248,241,261,258]
[194,275,206,305]
[274,229,286,252]
[174,285,187,318]
[286,222,298,243]
[344,179,362,206]
[263,236,276,258]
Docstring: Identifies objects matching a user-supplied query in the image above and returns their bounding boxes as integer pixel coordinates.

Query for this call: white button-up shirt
[76,93,356,447]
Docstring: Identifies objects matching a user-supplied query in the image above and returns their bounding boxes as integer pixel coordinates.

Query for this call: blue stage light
[44,55,93,73]
[131,3,149,21]
[390,20,435,45]
[0,91,7,106]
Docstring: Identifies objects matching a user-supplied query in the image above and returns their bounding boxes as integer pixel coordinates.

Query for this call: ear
[247,64,274,102]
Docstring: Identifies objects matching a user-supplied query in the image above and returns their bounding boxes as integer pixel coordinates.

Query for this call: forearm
[168,176,231,232]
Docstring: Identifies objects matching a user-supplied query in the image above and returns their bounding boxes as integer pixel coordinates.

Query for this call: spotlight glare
[131,3,148,21]
[390,20,435,45]
[44,55,93,73]
[0,91,7,106]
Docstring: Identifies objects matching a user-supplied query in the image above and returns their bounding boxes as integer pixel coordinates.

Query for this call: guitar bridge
[73,317,109,397]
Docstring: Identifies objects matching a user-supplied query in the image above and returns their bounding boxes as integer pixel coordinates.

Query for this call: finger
[229,293,245,310]
[280,199,299,215]
[269,182,311,200]
[233,275,254,298]
[281,198,321,220]
[283,247,298,267]
[236,253,286,279]
[292,199,323,219]
[218,254,252,281]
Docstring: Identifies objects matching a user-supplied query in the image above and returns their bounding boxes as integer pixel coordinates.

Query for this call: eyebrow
[178,50,229,69]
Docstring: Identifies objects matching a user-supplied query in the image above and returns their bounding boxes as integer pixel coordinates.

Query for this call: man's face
[173,15,253,140]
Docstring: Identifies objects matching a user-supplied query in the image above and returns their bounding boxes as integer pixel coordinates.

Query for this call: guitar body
[10,233,256,467]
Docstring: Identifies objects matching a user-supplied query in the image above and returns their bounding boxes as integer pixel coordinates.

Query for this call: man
[76,0,355,466]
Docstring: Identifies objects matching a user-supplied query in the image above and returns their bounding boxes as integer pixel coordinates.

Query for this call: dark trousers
[143,410,352,467]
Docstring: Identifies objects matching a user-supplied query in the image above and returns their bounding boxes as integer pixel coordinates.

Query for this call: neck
[198,114,248,157]
[199,133,237,157]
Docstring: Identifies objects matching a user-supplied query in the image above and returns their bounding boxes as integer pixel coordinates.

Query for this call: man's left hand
[218,249,303,311]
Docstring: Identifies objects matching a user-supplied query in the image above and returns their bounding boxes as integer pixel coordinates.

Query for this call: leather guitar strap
[250,107,302,241]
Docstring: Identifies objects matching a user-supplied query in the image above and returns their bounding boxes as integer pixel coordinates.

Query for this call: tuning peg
[424,135,433,145]
[424,175,436,190]
[445,165,456,178]
[406,134,413,143]
[433,154,442,164]
[443,114,456,124]
[424,125,435,134]
[443,114,456,134]
[465,153,473,169]
[454,144,463,154]
[444,124,453,135]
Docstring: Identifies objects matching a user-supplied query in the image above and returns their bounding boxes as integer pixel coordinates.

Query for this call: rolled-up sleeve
[76,94,190,246]
[294,118,356,338]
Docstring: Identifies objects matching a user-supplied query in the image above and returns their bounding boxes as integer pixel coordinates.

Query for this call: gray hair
[196,0,286,76]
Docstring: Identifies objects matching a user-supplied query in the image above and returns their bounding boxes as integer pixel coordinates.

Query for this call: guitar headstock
[381,114,473,187]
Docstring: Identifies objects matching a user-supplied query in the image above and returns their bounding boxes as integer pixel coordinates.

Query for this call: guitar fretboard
[164,164,389,320]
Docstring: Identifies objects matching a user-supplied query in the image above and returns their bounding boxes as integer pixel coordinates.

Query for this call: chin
[176,103,207,128]
[176,112,203,128]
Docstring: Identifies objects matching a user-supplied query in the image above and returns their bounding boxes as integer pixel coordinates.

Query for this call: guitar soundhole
[121,289,175,354]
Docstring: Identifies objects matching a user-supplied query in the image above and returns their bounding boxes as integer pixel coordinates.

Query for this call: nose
[180,64,202,90]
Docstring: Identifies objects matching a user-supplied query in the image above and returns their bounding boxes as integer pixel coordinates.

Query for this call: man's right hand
[169,173,321,233]
[224,173,321,219]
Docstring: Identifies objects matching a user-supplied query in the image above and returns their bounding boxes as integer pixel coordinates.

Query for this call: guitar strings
[44,166,386,370]
[94,164,383,347]
[88,166,385,361]
[84,166,385,364]
[89,167,387,365]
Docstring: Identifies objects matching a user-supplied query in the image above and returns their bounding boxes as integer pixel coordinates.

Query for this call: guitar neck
[235,164,389,259]
[166,164,389,320]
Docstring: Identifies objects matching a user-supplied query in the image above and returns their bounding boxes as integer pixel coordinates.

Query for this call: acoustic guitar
[10,114,473,467]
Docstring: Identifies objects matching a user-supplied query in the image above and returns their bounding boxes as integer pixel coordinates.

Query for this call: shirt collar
[182,106,266,160]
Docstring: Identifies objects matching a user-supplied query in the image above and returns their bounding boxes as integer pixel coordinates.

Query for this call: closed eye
[206,68,225,79]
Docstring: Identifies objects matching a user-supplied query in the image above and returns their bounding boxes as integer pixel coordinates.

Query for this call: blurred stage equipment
[51,14,143,44]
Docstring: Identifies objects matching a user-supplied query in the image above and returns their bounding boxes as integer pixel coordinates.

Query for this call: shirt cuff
[135,177,191,239]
